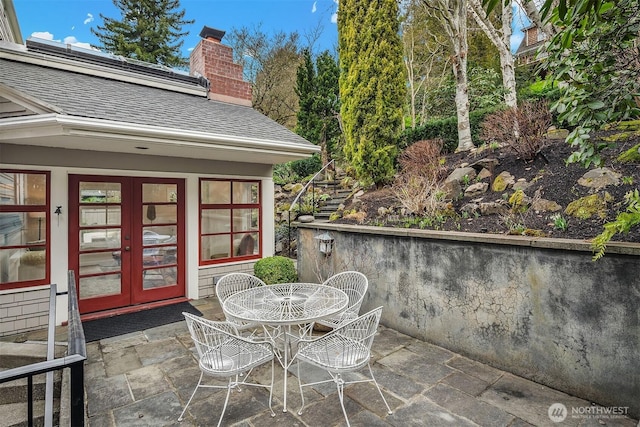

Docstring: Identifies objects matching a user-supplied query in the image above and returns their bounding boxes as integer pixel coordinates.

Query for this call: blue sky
[13,0,340,55]
[13,0,526,58]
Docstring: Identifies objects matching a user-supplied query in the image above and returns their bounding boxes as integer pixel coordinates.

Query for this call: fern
[592,190,640,260]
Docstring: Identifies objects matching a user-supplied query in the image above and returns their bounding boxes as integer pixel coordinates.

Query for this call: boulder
[577,168,621,190]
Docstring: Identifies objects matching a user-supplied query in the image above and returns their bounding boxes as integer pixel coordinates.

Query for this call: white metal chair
[178,312,275,426]
[216,272,266,333]
[315,271,368,329]
[294,306,392,426]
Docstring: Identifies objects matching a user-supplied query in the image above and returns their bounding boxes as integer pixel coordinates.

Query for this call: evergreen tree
[295,49,341,165]
[338,0,407,187]
[91,0,194,68]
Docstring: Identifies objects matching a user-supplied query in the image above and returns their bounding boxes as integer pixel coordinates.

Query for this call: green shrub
[290,153,322,179]
[254,256,297,284]
[401,106,502,153]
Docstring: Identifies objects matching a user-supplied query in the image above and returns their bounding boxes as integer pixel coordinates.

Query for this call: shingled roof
[0,41,317,164]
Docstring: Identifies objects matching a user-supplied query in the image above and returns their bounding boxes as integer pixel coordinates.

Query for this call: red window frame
[0,169,50,290]
[199,178,261,265]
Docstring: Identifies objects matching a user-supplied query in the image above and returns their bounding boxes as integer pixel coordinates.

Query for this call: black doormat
[83,301,202,342]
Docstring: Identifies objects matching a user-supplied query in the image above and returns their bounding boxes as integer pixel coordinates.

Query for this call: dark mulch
[335,132,640,244]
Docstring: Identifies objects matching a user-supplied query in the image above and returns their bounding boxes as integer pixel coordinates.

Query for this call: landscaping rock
[577,168,622,190]
[464,182,488,198]
[531,198,562,212]
[492,171,515,192]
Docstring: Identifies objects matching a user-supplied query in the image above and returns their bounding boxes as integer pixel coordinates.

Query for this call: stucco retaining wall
[296,223,640,418]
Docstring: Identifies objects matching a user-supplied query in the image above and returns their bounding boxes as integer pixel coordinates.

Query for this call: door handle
[125,246,131,251]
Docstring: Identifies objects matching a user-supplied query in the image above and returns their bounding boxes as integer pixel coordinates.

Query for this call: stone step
[2,399,60,427]
[0,372,61,404]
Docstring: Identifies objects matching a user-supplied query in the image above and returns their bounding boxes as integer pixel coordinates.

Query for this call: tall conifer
[91,0,193,68]
[338,0,406,187]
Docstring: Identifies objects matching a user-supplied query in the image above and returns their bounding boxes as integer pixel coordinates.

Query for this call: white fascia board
[0,114,321,156]
[0,47,208,97]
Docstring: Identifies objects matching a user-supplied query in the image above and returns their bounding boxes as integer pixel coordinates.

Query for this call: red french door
[69,175,185,314]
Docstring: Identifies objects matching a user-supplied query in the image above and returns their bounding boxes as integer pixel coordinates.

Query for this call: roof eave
[0,114,320,163]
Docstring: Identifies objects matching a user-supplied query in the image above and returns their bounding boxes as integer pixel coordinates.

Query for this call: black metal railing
[287,160,336,257]
[0,271,87,426]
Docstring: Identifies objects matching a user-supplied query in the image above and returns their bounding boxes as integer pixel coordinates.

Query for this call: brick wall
[190,31,252,106]
[0,287,50,337]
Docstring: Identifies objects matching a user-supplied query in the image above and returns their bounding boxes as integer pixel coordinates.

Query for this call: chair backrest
[322,271,368,317]
[334,306,382,352]
[182,312,238,361]
[216,272,266,304]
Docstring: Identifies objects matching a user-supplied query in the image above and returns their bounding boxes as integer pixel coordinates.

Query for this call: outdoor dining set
[178,271,393,427]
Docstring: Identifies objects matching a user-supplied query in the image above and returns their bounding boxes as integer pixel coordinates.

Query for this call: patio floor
[6,296,638,426]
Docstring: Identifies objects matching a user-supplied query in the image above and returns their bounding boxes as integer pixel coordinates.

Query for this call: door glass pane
[80,206,121,226]
[143,227,176,245]
[202,209,230,233]
[143,183,177,203]
[201,181,230,204]
[142,205,176,224]
[143,266,177,289]
[232,181,259,204]
[79,252,120,275]
[201,235,230,260]
[79,182,121,203]
[232,208,259,232]
[79,274,121,299]
[79,229,120,250]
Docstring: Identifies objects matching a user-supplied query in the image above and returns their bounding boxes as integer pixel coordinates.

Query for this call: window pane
[0,248,46,283]
[80,206,121,226]
[0,172,46,205]
[201,235,230,261]
[233,208,259,232]
[142,205,176,224]
[234,233,258,256]
[232,181,259,204]
[0,212,47,247]
[79,229,120,250]
[201,181,230,204]
[143,183,177,203]
[202,209,230,234]
[80,182,121,203]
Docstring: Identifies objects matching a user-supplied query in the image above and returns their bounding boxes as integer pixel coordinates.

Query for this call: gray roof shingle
[0,55,313,147]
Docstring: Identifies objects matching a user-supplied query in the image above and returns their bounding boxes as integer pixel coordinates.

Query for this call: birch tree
[402,0,452,127]
[421,0,474,151]
[468,0,517,108]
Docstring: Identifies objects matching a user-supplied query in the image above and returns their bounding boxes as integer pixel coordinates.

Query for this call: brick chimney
[190,26,252,106]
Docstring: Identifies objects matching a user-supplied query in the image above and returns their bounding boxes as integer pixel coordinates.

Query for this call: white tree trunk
[424,0,474,151]
[469,0,517,109]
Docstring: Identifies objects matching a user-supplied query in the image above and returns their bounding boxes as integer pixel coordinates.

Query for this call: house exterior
[514,24,548,66]
[0,4,319,335]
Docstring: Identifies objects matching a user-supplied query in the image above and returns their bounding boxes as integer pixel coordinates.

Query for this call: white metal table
[223,282,348,412]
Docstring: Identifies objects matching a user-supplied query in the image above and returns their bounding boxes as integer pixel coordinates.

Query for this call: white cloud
[312,1,317,13]
[31,31,56,41]
[63,36,98,50]
[331,13,337,23]
[84,13,94,25]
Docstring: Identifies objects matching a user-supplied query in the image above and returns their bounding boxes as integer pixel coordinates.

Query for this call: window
[199,179,261,264]
[0,170,50,288]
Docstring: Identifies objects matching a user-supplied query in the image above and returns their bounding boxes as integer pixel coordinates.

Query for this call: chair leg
[296,360,307,415]
[268,357,275,417]
[368,363,393,415]
[178,371,204,421]
[335,375,351,427]
[217,378,234,427]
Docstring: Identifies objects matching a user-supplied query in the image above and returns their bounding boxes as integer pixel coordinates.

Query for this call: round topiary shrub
[254,256,297,285]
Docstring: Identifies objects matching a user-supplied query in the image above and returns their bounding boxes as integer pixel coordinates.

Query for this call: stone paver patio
[77,296,638,427]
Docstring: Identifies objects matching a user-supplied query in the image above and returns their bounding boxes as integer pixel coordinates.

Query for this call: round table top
[223,282,349,325]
